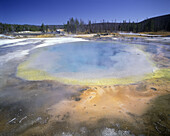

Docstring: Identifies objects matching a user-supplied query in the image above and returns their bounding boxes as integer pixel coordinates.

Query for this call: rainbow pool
[17,41,157,85]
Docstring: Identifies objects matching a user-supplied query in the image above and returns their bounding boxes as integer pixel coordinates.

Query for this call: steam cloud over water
[23,41,154,80]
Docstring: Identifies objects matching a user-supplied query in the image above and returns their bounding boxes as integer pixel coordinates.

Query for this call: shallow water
[21,41,154,81]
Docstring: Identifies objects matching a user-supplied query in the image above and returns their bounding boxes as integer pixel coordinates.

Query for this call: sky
[0,0,170,25]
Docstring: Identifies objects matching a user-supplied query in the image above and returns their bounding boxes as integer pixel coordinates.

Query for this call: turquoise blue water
[48,42,125,72]
[28,41,154,79]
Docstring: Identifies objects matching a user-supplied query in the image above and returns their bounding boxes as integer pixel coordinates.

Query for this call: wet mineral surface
[0,37,170,136]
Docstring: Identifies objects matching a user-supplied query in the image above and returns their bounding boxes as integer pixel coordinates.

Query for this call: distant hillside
[138,14,170,32]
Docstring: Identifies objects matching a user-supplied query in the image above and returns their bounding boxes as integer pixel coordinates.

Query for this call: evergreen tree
[53,26,56,32]
[79,19,85,32]
[75,18,79,33]
[8,25,12,32]
[66,21,70,32]
[41,23,45,32]
[88,20,92,33]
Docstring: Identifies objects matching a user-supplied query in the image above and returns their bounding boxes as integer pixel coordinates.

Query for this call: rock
[150,87,157,91]
[75,97,81,101]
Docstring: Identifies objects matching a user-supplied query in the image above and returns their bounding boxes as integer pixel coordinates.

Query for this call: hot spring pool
[17,41,155,85]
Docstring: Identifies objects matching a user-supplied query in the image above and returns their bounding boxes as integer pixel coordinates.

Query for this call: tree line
[0,14,169,34]
[64,19,140,33]
[64,14,170,33]
[0,23,59,34]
